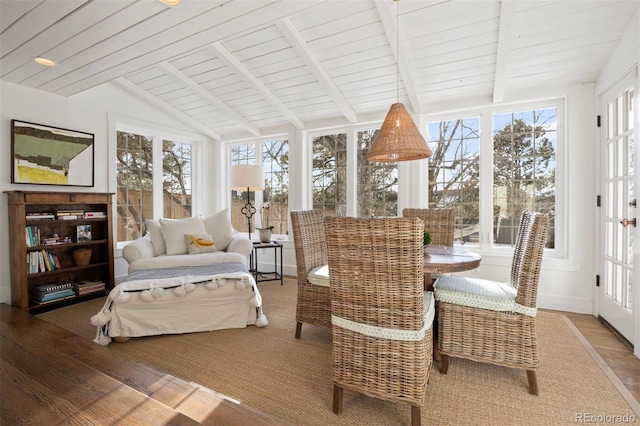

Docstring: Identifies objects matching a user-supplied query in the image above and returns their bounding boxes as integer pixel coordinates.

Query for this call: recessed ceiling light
[34,57,55,67]
[159,0,181,6]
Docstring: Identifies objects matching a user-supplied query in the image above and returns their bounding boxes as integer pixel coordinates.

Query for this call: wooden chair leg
[295,322,302,339]
[440,353,449,374]
[333,384,343,414]
[411,405,421,426]
[527,370,538,395]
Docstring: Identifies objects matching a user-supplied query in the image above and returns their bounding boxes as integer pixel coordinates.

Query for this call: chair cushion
[433,275,537,317]
[331,291,435,341]
[308,264,330,287]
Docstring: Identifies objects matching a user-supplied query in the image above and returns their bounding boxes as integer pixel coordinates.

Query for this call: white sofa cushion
[128,251,248,272]
[145,219,166,256]
[160,216,207,255]
[122,234,155,263]
[203,208,235,251]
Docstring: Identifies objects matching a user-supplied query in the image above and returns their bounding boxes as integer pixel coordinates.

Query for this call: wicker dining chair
[325,216,434,426]
[433,210,550,395]
[290,210,331,338]
[403,208,455,247]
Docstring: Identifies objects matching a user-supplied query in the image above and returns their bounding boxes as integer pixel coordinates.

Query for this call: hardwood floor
[560,310,639,402]
[0,304,286,426]
[1,303,638,425]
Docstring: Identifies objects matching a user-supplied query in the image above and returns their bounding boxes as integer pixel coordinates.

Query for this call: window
[312,133,347,216]
[230,139,289,236]
[493,109,556,246]
[426,104,557,248]
[427,118,480,243]
[357,129,397,217]
[116,129,194,243]
[312,127,395,218]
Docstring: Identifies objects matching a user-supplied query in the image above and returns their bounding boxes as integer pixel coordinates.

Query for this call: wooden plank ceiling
[0,0,637,141]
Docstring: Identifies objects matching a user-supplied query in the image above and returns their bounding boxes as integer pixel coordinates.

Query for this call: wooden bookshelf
[5,191,114,311]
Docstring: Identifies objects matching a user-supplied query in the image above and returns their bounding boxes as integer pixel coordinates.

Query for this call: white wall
[0,80,215,303]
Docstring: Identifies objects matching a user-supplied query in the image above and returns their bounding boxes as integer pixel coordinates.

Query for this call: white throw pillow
[160,216,207,255]
[145,219,166,256]
[203,208,235,251]
[185,233,218,254]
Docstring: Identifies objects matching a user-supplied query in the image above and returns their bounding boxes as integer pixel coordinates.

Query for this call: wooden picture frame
[11,119,94,187]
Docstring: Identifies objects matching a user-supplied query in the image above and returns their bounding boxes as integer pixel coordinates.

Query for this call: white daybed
[91,263,267,345]
[91,210,268,345]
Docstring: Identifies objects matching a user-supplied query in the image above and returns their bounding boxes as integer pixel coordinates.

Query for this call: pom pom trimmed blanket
[91,263,267,345]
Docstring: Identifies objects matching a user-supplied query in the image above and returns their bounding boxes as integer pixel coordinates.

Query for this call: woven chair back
[324,216,425,331]
[290,210,327,276]
[402,208,455,246]
[510,211,550,309]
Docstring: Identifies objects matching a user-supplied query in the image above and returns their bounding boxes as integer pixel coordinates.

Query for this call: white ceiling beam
[493,0,517,103]
[114,77,222,141]
[375,0,422,114]
[209,42,305,130]
[276,17,357,123]
[157,61,260,136]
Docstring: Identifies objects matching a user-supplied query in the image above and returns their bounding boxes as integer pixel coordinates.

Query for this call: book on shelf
[26,213,55,220]
[31,288,75,302]
[27,250,61,274]
[84,211,106,218]
[57,210,85,216]
[31,293,76,305]
[26,226,41,247]
[58,215,82,220]
[73,280,105,295]
[42,236,72,245]
[33,282,73,293]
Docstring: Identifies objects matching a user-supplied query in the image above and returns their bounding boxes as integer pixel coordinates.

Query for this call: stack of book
[42,235,73,245]
[73,280,105,296]
[56,210,85,220]
[27,250,61,274]
[31,283,75,305]
[26,212,55,221]
[84,211,106,218]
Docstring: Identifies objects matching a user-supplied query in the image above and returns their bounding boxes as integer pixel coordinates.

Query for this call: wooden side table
[251,241,283,285]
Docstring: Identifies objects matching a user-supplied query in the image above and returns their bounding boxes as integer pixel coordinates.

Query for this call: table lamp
[230,164,264,238]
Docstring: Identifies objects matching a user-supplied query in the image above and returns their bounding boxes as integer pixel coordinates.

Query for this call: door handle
[620,218,636,227]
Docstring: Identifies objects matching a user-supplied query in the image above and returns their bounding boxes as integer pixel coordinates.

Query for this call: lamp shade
[230,164,264,191]
[367,103,432,162]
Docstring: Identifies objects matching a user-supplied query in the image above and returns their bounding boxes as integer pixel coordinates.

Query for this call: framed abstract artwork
[11,119,94,187]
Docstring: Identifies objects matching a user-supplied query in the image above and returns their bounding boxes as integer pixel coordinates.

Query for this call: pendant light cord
[396,0,399,104]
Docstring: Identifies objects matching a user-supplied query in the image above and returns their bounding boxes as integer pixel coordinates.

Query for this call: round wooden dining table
[423,245,482,290]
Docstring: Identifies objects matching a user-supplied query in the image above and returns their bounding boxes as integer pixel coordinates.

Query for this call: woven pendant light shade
[367,103,432,162]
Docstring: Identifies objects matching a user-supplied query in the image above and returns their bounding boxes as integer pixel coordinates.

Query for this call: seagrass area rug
[39,279,639,426]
